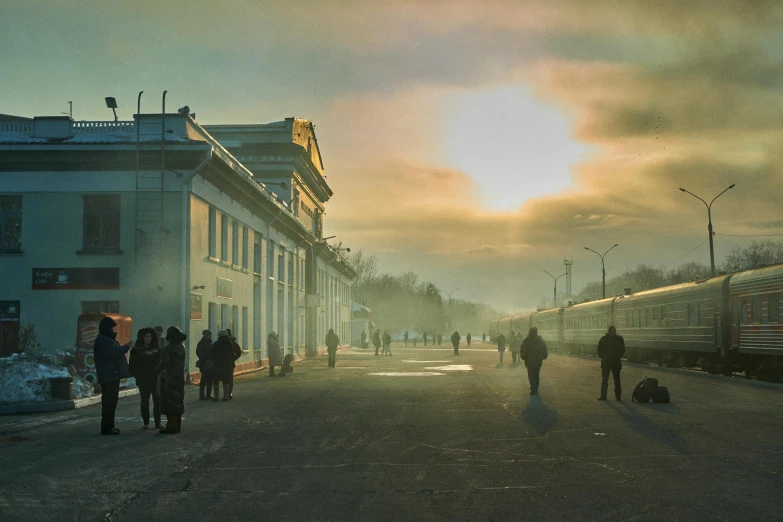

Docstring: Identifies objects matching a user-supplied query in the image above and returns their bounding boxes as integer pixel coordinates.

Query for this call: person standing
[212,330,234,399]
[196,330,214,401]
[466,333,472,347]
[482,333,486,343]
[225,328,242,399]
[423,331,429,346]
[437,333,442,346]
[267,332,282,377]
[597,326,626,401]
[325,328,340,368]
[94,317,133,435]
[373,329,382,356]
[496,332,507,365]
[510,331,520,364]
[451,331,461,355]
[361,330,367,349]
[404,331,409,347]
[156,326,187,434]
[520,327,548,395]
[129,327,162,429]
[382,330,392,356]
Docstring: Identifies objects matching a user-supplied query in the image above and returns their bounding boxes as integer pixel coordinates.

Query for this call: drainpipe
[180,150,212,382]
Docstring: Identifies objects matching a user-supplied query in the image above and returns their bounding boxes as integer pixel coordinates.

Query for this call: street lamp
[445,288,459,331]
[679,184,735,277]
[584,244,619,299]
[543,270,566,309]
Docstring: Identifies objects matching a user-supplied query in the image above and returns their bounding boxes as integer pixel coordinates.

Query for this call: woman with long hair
[129,327,162,429]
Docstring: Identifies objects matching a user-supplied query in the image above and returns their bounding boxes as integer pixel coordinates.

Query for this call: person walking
[156,326,187,434]
[496,332,507,365]
[466,333,472,347]
[482,333,486,343]
[361,330,367,349]
[510,331,520,364]
[267,332,282,377]
[129,327,162,429]
[597,326,626,401]
[212,330,234,399]
[404,331,409,347]
[451,331,461,355]
[520,327,548,395]
[94,317,134,435]
[196,329,215,401]
[423,331,428,346]
[382,330,392,356]
[225,329,242,399]
[373,329,382,356]
[437,333,442,346]
[413,337,418,347]
[326,328,340,368]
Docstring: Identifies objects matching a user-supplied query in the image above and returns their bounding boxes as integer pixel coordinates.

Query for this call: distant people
[156,326,187,434]
[129,327,162,429]
[597,326,626,401]
[466,333,472,347]
[153,326,164,349]
[373,329,382,356]
[326,328,340,368]
[382,330,392,356]
[482,333,486,343]
[213,330,234,399]
[451,331,461,355]
[437,333,442,346]
[404,331,409,347]
[196,329,215,401]
[413,337,418,347]
[520,327,548,396]
[423,331,428,346]
[225,329,242,399]
[94,317,133,435]
[267,332,282,377]
[361,330,367,349]
[510,331,520,364]
[496,332,507,365]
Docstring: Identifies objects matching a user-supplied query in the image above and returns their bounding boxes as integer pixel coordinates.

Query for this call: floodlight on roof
[104,97,118,121]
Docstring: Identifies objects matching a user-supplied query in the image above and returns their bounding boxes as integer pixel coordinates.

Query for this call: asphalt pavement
[1,342,782,521]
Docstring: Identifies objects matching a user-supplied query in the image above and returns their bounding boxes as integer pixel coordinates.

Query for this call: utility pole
[584,244,618,299]
[679,184,735,277]
[543,270,566,308]
[564,258,573,298]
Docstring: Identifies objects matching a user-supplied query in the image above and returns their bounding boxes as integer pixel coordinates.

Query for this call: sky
[2,1,782,311]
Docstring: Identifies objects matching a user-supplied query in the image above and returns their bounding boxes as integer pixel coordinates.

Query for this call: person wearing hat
[93,316,134,435]
[196,330,215,400]
[129,327,162,429]
[267,331,282,377]
[520,327,548,396]
[212,330,235,399]
[156,326,187,434]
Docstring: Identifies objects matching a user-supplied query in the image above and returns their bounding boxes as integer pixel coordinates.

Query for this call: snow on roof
[352,301,371,312]
[0,132,48,143]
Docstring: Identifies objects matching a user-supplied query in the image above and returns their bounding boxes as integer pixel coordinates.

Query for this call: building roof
[0,114,33,123]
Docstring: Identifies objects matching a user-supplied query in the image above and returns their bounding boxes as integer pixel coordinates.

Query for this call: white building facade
[0,112,355,379]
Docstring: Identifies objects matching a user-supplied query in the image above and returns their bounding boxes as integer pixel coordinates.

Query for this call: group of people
[194,329,243,400]
[495,330,524,364]
[494,325,626,399]
[366,329,393,356]
[94,317,188,435]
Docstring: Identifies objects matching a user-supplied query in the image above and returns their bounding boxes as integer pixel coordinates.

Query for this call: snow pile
[0,353,93,404]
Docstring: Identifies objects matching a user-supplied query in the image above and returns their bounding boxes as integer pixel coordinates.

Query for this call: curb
[0,387,140,415]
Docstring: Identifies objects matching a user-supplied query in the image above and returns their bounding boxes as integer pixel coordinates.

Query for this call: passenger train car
[490,263,783,381]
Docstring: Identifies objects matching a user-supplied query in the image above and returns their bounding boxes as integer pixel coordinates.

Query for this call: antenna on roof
[61,101,72,118]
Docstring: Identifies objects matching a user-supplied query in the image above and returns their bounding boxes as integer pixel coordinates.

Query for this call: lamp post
[543,270,566,308]
[446,288,459,331]
[584,244,619,299]
[679,184,735,277]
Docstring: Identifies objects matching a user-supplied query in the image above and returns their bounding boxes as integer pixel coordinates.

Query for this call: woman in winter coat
[212,330,235,400]
[129,327,162,429]
[156,326,187,434]
[267,332,282,377]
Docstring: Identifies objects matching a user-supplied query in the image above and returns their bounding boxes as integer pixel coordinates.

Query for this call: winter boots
[222,384,231,401]
[159,415,181,434]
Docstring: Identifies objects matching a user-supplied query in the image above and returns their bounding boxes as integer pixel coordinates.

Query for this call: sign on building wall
[0,301,20,322]
[32,268,120,290]
[217,277,233,299]
[190,293,203,320]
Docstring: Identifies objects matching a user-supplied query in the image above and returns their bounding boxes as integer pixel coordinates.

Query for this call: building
[351,301,372,347]
[0,110,355,379]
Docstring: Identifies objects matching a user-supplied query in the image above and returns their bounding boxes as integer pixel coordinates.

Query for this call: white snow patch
[368,372,445,377]
[424,365,473,371]
[0,353,93,403]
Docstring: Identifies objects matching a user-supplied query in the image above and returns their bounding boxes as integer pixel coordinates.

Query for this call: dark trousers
[374,344,380,355]
[453,343,459,355]
[511,352,519,363]
[138,379,160,425]
[199,369,213,399]
[228,371,235,396]
[601,366,622,399]
[328,350,336,367]
[527,365,541,394]
[100,380,120,432]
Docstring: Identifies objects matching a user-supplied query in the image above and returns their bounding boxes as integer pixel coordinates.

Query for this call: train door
[731,299,746,349]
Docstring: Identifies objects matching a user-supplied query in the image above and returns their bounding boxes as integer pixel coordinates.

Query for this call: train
[489,263,783,381]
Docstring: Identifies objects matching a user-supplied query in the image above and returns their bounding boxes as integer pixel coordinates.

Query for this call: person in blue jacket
[93,317,134,435]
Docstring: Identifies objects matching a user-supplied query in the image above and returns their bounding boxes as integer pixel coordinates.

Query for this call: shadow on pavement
[522,394,559,435]
[608,401,689,454]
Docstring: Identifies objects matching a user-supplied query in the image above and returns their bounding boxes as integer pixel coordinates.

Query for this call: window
[268,241,275,279]
[687,303,698,326]
[221,213,229,261]
[208,207,217,258]
[208,302,218,334]
[0,195,22,253]
[232,305,239,334]
[232,221,239,266]
[81,301,119,313]
[278,250,285,283]
[220,303,230,330]
[768,294,780,323]
[652,307,659,321]
[740,300,748,323]
[242,306,249,350]
[253,233,262,274]
[83,195,120,250]
[242,226,249,269]
[660,306,666,322]
[635,309,640,328]
[751,298,761,323]
[626,311,632,328]
[288,254,294,285]
[642,309,647,328]
[698,302,706,326]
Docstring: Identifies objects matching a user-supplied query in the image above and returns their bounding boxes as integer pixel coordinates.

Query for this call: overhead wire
[662,238,709,269]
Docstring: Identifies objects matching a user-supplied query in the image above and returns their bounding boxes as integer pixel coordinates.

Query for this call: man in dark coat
[510,331,520,364]
[496,332,507,365]
[156,326,187,434]
[129,327,162,429]
[482,333,486,343]
[94,317,134,435]
[520,327,548,395]
[382,330,392,356]
[373,330,382,356]
[267,332,282,377]
[403,331,408,347]
[325,328,340,368]
[423,331,428,346]
[451,331,461,355]
[361,330,367,348]
[196,330,214,400]
[212,330,235,399]
[597,326,626,401]
[225,329,242,399]
[466,333,472,347]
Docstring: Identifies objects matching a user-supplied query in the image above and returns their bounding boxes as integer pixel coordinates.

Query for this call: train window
[751,298,761,323]
[660,306,666,322]
[741,300,747,323]
[687,304,694,326]
[635,309,640,328]
[698,302,706,326]
[644,309,648,327]
[652,307,658,321]
[769,294,780,323]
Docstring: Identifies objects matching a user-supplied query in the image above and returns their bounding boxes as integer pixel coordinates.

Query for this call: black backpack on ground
[632,377,659,403]
[652,386,670,403]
